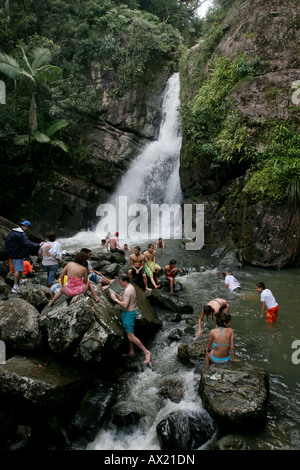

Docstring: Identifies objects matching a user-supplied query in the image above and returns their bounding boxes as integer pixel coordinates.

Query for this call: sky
[196,0,214,18]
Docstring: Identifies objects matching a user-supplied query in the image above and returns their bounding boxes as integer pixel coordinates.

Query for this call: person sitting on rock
[48,252,99,306]
[205,312,236,365]
[80,248,114,290]
[164,259,179,294]
[197,298,230,337]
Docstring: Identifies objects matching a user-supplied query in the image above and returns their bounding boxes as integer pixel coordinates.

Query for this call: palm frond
[21,47,33,75]
[0,51,35,83]
[51,140,69,152]
[31,48,52,70]
[46,119,68,137]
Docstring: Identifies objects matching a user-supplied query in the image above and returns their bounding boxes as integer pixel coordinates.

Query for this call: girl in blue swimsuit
[205,312,236,366]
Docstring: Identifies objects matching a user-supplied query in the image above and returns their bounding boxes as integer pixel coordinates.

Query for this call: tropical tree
[0,47,65,152]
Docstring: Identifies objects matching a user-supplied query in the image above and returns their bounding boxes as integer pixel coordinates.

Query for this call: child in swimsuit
[205,312,236,366]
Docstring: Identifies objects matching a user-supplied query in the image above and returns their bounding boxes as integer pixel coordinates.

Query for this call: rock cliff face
[179,0,300,267]
[29,68,170,238]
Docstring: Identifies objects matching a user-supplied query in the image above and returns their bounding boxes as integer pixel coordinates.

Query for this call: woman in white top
[39,231,62,285]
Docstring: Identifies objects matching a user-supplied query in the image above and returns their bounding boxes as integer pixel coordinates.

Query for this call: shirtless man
[106,232,124,255]
[128,246,151,291]
[48,252,99,306]
[155,238,166,250]
[196,297,230,337]
[144,244,161,289]
[110,274,151,364]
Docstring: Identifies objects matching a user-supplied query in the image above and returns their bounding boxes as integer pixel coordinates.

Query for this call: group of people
[196,270,279,366]
[4,221,279,368]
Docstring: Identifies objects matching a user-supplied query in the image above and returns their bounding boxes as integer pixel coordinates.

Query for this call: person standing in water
[110,274,151,365]
[197,298,230,337]
[256,282,279,323]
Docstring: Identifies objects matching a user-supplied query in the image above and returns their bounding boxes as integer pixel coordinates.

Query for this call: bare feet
[94,297,100,302]
[146,287,152,291]
[144,351,151,365]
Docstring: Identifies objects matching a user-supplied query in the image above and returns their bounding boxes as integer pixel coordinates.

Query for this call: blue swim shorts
[89,273,102,283]
[121,310,137,333]
[12,259,24,272]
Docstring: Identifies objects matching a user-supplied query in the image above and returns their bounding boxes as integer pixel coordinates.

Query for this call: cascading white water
[109,72,183,210]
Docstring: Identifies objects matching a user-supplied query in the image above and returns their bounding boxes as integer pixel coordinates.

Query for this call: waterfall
[109,72,182,208]
[94,73,183,243]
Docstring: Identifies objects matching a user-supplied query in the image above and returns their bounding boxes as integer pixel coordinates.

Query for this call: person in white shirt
[224,270,241,292]
[256,282,279,323]
[39,231,62,285]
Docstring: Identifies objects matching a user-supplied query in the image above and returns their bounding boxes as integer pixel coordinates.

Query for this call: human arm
[261,301,266,317]
[230,329,236,361]
[60,265,68,286]
[206,331,213,352]
[196,309,204,337]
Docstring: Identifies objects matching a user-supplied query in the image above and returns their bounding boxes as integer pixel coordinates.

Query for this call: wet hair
[74,251,88,267]
[169,259,176,265]
[135,246,141,251]
[256,282,266,290]
[80,248,91,254]
[216,312,231,327]
[46,231,56,242]
[148,243,154,248]
[203,305,214,319]
[118,274,130,283]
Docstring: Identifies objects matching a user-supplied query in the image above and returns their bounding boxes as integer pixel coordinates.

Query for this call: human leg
[127,332,151,364]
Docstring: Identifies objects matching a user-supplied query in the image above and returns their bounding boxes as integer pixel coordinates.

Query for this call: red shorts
[266,305,279,323]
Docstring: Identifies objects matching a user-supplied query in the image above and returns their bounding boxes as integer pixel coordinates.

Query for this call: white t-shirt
[40,241,62,266]
[225,274,241,291]
[261,289,278,309]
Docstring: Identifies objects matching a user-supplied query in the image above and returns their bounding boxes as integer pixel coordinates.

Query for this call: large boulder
[199,362,269,429]
[0,355,86,409]
[0,298,44,351]
[147,288,194,313]
[156,410,216,451]
[39,287,124,362]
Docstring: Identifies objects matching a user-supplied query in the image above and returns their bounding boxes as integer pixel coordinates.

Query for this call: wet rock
[168,328,183,341]
[148,288,194,313]
[0,298,44,351]
[215,433,251,450]
[156,410,216,451]
[199,362,269,430]
[13,282,52,312]
[0,355,86,408]
[177,337,207,367]
[158,378,184,403]
[40,287,124,362]
[70,380,115,442]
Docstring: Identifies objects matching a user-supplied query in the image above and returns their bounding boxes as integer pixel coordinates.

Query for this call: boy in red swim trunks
[256,282,279,323]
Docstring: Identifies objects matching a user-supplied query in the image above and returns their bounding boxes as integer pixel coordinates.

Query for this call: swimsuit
[145,261,159,278]
[266,305,279,323]
[211,327,231,363]
[65,277,86,297]
[121,310,137,333]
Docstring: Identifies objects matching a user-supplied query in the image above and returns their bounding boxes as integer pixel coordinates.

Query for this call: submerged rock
[199,362,269,430]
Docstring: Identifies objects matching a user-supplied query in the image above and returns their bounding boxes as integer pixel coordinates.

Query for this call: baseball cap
[115,231,119,236]
[20,220,32,228]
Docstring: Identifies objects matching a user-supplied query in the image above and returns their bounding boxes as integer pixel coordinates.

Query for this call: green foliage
[180,54,260,166]
[244,124,300,206]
